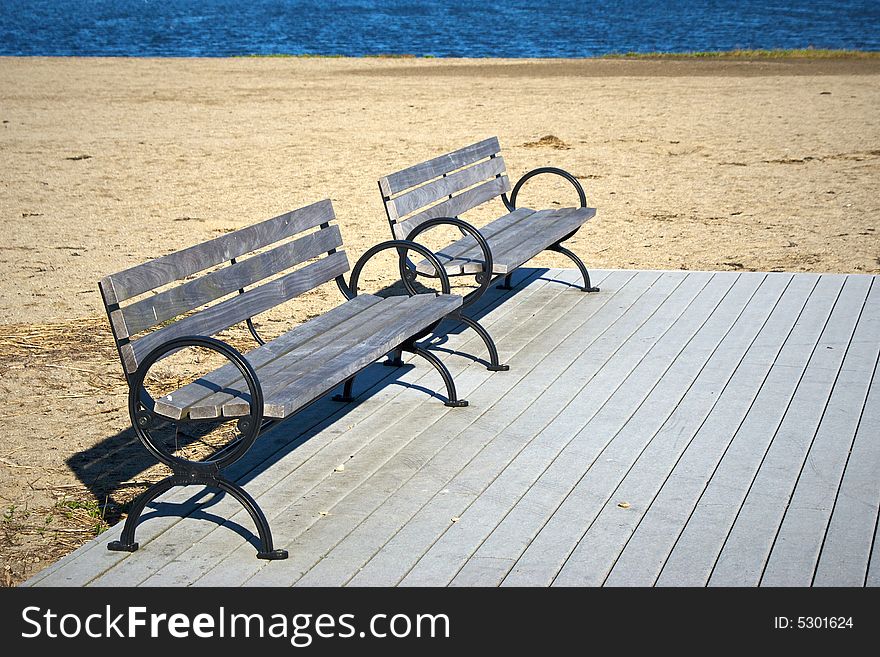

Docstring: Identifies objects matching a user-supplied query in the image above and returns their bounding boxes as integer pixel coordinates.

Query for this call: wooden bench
[379,137,598,370]
[98,199,465,560]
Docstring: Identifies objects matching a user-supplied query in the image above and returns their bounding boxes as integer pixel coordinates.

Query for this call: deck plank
[653,274,851,586]
[552,273,792,586]
[813,354,880,587]
[289,271,664,587]
[412,273,752,587]
[707,275,872,586]
[761,279,879,586]
[604,274,818,586]
[501,272,759,587]
[346,271,703,586]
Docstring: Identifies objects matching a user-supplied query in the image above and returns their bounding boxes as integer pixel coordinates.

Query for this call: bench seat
[415,206,596,276]
[153,292,462,421]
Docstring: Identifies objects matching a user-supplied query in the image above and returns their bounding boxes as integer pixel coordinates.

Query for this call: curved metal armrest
[405,217,495,308]
[503,166,587,211]
[340,239,453,299]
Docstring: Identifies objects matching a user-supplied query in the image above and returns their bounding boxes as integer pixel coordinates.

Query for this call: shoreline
[3,55,879,77]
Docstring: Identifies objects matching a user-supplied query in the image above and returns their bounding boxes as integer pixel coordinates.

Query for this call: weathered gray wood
[410,208,535,272]
[414,208,556,276]
[159,269,587,587]
[552,274,791,586]
[654,275,846,586]
[760,278,879,586]
[707,275,871,586]
[115,226,343,339]
[121,251,349,373]
[813,355,880,586]
[497,272,742,587]
[604,274,817,586]
[76,270,557,589]
[100,199,334,305]
[464,207,594,275]
[31,269,880,589]
[184,295,425,418]
[260,295,462,418]
[394,176,510,239]
[404,273,749,587]
[347,272,694,586]
[414,207,596,276]
[254,270,641,587]
[388,156,507,221]
[379,137,500,197]
[153,294,383,419]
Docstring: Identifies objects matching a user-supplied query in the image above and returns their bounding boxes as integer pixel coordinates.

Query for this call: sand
[0,56,878,584]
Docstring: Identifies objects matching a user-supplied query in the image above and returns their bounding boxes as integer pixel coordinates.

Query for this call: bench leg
[332,376,356,403]
[548,243,600,292]
[406,345,468,407]
[496,273,515,290]
[456,314,509,371]
[383,347,405,367]
[108,472,287,561]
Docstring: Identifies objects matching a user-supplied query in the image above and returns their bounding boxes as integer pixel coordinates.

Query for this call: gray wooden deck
[25,268,879,587]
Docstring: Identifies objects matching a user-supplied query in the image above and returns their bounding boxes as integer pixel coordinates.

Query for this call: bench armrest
[130,335,264,470]
[339,239,453,299]
[502,166,587,211]
[403,217,494,302]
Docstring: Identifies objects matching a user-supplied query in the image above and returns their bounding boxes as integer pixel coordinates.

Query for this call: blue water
[1,0,878,57]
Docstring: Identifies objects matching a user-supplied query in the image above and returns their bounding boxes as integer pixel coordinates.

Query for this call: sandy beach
[1,56,878,584]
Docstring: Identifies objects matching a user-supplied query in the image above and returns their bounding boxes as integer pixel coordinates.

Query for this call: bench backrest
[99,199,348,375]
[379,137,510,239]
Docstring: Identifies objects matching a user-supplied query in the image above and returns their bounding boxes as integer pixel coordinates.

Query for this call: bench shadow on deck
[32,267,879,587]
[62,271,545,547]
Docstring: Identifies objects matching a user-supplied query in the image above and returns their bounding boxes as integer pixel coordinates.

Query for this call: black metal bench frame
[98,201,463,561]
[379,137,599,372]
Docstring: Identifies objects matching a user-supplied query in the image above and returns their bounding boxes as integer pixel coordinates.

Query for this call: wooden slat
[260,295,463,418]
[394,176,510,239]
[153,294,383,419]
[100,200,334,305]
[550,274,789,586]
[653,275,846,585]
[120,251,349,373]
[813,356,880,586]
[379,137,500,197]
[603,274,817,586]
[410,207,536,274]
[186,295,418,419]
[706,276,871,586]
[388,157,507,221]
[414,207,596,276]
[760,278,878,586]
[115,226,343,339]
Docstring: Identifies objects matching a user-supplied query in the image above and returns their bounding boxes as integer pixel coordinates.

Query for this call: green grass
[602,48,880,59]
